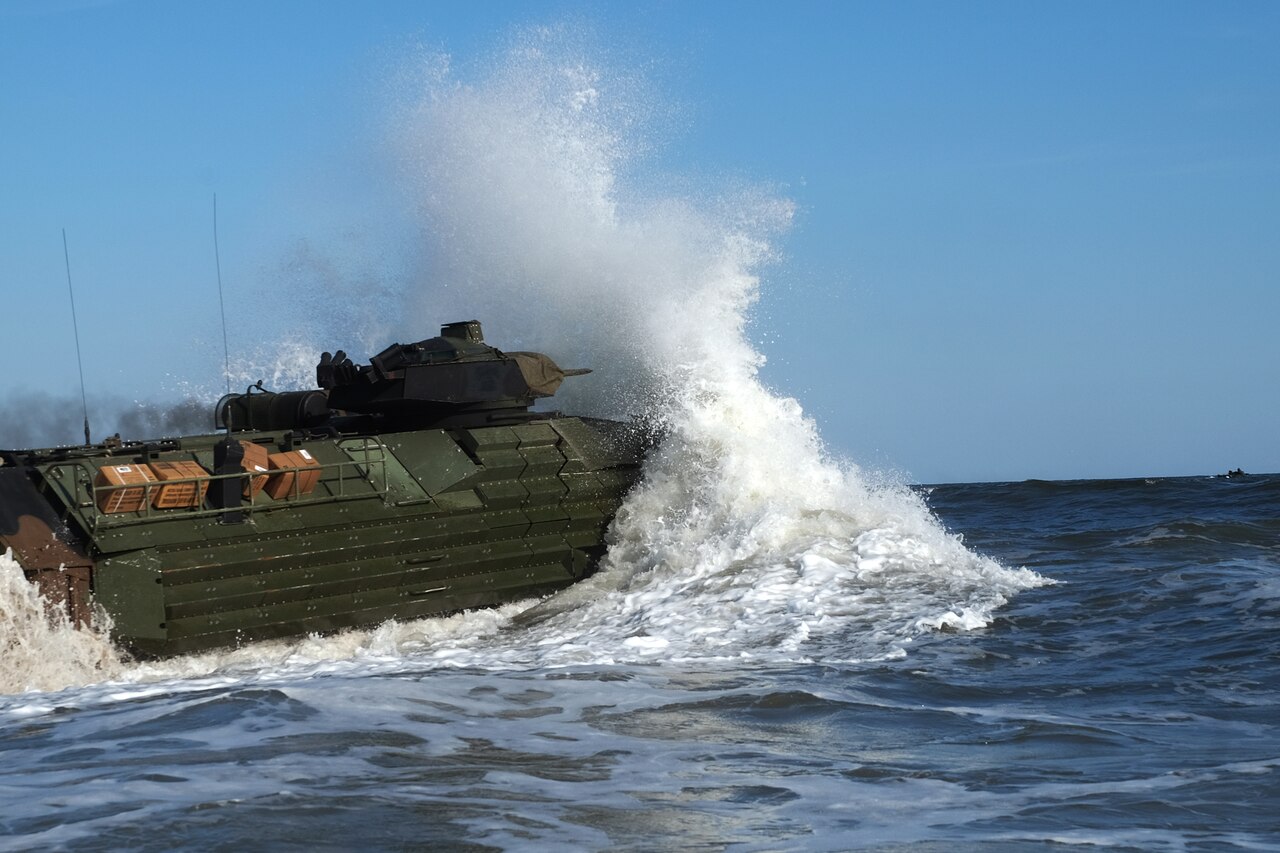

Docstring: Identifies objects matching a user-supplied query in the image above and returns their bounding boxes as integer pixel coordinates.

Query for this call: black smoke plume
[0,393,213,449]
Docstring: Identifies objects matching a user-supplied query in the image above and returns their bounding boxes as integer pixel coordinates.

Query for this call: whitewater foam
[0,550,124,695]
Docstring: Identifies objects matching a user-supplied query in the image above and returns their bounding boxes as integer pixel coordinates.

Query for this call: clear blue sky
[2,0,1277,483]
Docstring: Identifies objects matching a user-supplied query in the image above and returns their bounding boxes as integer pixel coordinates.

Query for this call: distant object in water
[1220,468,1247,479]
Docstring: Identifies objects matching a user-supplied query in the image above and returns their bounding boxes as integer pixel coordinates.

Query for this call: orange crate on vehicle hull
[149,460,209,509]
[240,441,271,498]
[95,463,157,514]
[264,448,321,500]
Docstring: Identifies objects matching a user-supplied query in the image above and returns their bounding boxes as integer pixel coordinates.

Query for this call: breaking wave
[0,550,123,694]
[364,27,1044,668]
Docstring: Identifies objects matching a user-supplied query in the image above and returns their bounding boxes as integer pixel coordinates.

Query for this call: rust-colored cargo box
[149,460,209,509]
[264,448,321,500]
[95,463,157,514]
[241,441,271,498]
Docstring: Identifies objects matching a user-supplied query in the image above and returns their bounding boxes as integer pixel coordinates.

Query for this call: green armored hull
[0,322,647,657]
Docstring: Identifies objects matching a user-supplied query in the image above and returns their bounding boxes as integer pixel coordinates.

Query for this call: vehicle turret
[218,320,589,432]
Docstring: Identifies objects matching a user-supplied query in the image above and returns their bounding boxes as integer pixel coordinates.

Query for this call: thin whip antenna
[62,229,91,446]
[213,193,231,397]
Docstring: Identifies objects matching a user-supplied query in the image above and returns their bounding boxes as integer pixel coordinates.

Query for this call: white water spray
[374,30,1042,667]
[0,551,123,694]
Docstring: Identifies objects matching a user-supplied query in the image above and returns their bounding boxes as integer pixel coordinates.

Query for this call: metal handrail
[51,441,392,529]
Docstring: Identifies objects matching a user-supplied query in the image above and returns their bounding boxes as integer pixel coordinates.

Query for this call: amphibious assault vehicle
[0,321,647,657]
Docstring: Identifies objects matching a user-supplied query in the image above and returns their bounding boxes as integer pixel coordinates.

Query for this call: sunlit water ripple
[1,475,1276,851]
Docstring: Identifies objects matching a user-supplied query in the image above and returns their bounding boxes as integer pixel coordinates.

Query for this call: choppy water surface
[3,475,1277,851]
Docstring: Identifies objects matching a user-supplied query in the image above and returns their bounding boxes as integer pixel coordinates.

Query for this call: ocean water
[2,474,1277,850]
[3,29,1277,851]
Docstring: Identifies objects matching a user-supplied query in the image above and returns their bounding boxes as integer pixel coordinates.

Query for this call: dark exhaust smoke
[0,394,213,449]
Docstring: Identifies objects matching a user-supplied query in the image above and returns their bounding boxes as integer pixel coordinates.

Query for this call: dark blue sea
[2,472,1276,851]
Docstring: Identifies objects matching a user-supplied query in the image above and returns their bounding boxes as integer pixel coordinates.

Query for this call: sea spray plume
[381,30,1043,668]
[273,237,403,359]
[0,551,124,694]
[497,319,1043,666]
[225,337,324,400]
[388,31,779,419]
